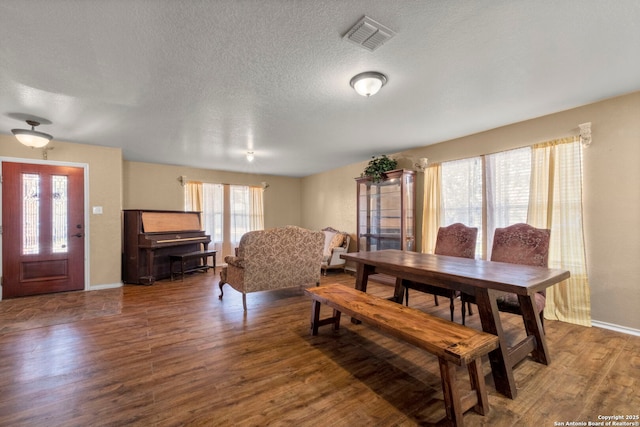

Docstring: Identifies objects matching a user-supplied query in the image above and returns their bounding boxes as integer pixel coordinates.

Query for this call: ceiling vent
[343,16,396,52]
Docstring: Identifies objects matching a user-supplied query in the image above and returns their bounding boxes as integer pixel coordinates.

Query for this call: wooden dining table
[340,249,570,399]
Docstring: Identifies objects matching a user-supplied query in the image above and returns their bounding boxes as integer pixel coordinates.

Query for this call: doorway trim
[0,156,90,300]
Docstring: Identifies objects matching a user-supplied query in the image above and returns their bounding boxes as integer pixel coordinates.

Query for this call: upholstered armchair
[404,223,477,322]
[219,226,325,311]
[320,227,351,275]
[461,223,551,327]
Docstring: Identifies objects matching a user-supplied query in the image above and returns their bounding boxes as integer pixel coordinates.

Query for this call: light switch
[92,206,103,215]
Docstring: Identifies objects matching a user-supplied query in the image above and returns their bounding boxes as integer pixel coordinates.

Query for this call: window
[434,138,590,326]
[201,183,224,248]
[229,185,250,245]
[485,147,531,253]
[185,182,264,261]
[440,147,531,258]
[441,157,483,256]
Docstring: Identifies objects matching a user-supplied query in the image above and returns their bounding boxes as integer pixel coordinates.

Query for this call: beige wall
[302,91,640,331]
[123,161,302,229]
[0,136,123,289]
[300,162,362,252]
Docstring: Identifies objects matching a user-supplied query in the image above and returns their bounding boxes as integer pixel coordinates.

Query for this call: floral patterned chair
[320,227,351,275]
[461,223,551,327]
[404,223,477,322]
[219,226,325,311]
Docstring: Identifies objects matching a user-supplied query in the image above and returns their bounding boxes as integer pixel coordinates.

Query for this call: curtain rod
[423,134,581,167]
[183,179,268,189]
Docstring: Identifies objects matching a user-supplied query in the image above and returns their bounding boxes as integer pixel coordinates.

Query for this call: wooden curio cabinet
[356,169,416,252]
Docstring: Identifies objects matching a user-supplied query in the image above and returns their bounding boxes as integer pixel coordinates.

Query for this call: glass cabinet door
[356,169,415,252]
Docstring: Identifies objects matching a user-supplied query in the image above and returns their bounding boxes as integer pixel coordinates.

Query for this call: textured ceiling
[1,1,639,177]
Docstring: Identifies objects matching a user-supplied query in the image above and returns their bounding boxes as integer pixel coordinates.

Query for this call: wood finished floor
[0,271,638,426]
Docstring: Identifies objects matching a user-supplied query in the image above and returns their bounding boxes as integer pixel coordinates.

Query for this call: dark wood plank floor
[0,271,638,426]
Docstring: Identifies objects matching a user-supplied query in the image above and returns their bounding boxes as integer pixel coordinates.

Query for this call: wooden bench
[305,284,500,427]
[169,250,217,281]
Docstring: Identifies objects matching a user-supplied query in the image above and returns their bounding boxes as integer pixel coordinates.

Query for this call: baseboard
[89,282,123,291]
[592,320,640,337]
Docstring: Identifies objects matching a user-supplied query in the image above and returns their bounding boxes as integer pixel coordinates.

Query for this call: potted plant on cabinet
[361,155,398,182]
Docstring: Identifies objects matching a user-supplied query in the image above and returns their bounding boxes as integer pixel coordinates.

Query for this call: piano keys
[122,210,211,285]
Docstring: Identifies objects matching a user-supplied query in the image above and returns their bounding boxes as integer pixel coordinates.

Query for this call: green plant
[361,155,398,182]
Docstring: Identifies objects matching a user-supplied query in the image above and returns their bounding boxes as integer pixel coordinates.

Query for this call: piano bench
[169,250,217,281]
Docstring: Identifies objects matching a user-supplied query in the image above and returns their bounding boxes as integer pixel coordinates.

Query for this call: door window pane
[52,175,68,253]
[22,173,40,255]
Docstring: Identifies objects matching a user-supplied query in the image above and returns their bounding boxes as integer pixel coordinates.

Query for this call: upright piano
[122,210,211,285]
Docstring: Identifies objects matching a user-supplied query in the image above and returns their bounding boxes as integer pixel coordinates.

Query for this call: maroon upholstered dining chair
[461,223,551,327]
[404,223,477,322]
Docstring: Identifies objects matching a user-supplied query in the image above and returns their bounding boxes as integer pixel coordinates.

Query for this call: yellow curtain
[528,137,591,326]
[185,181,203,213]
[250,186,265,231]
[421,163,441,254]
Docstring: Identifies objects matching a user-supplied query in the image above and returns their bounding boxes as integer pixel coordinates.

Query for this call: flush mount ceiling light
[350,72,387,97]
[12,120,53,148]
[246,151,255,162]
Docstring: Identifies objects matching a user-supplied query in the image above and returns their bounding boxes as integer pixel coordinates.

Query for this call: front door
[2,162,85,298]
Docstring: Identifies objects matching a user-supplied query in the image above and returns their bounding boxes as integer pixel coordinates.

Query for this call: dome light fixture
[12,120,53,148]
[350,71,387,97]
